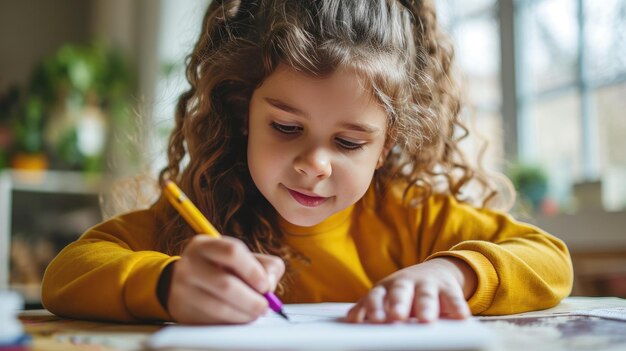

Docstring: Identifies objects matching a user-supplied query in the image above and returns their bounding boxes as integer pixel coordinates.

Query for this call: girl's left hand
[346,257,477,323]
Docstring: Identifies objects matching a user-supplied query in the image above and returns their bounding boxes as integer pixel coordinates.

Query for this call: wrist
[429,257,477,299]
[156,261,176,311]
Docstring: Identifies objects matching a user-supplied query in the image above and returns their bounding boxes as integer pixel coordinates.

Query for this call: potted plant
[11,97,48,170]
[7,41,134,174]
[508,162,549,213]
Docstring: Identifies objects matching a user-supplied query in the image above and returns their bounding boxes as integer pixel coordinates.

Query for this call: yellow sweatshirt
[41,184,573,322]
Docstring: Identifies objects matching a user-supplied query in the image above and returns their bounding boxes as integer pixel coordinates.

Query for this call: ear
[376,141,392,169]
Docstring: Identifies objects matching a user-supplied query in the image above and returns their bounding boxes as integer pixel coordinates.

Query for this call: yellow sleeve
[41,208,180,322]
[416,195,573,315]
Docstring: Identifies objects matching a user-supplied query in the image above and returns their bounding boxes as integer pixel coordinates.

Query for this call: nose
[293,147,332,179]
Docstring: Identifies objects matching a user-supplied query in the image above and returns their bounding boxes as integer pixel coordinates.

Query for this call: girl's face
[247,65,388,227]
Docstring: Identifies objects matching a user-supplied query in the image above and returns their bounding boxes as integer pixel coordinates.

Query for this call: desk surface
[17,297,626,351]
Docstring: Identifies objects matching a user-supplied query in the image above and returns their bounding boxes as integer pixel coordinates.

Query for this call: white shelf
[0,169,106,194]
[0,169,107,292]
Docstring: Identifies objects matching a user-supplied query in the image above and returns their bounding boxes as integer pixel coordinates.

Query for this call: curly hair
[154,0,510,291]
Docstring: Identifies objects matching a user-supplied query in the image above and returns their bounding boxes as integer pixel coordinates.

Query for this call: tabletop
[15,296,626,351]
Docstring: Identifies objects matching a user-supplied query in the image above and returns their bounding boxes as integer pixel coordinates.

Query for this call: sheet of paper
[147,303,495,350]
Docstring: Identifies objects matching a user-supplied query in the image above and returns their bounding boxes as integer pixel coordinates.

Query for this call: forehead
[256,65,387,123]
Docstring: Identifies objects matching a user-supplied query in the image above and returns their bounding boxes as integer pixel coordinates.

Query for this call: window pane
[439,0,496,19]
[527,92,582,204]
[453,15,502,110]
[585,0,626,82]
[436,0,496,29]
[518,0,579,94]
[594,83,626,210]
[595,84,626,167]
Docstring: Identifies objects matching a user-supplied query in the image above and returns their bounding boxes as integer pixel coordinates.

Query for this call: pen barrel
[264,292,283,312]
[163,181,221,238]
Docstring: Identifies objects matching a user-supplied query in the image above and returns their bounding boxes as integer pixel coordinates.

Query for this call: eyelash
[270,122,365,151]
[270,121,302,134]
[336,139,364,151]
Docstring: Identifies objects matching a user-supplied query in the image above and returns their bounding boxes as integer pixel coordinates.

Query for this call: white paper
[148,303,495,350]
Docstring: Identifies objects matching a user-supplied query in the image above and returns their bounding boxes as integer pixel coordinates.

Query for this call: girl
[42,0,573,324]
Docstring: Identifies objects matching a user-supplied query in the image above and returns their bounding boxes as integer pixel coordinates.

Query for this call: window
[517,0,626,211]
[439,0,626,213]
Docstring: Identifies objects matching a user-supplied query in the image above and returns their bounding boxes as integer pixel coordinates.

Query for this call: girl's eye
[336,138,365,151]
[271,122,302,134]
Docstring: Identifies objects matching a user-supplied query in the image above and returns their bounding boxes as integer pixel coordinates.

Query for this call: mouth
[285,187,329,207]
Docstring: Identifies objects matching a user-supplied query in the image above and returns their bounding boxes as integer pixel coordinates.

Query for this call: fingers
[346,302,367,323]
[347,281,441,324]
[364,286,387,323]
[412,284,439,323]
[347,284,412,324]
[168,253,269,324]
[169,281,258,324]
[345,286,385,323]
[169,236,284,324]
[189,236,270,292]
[385,280,413,321]
[254,253,286,291]
[193,263,269,317]
[347,277,472,324]
[439,285,471,319]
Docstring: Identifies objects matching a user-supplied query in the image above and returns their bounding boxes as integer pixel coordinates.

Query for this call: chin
[280,210,329,227]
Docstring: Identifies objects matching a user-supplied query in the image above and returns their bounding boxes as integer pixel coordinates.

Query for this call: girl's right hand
[166,235,285,324]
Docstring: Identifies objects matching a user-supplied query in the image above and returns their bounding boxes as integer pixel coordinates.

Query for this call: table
[17,297,626,351]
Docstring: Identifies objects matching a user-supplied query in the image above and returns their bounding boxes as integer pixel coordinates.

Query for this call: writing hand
[166,235,285,324]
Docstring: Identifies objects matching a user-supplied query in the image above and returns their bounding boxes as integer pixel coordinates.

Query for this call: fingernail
[464,306,472,317]
[423,307,436,321]
[394,304,405,317]
[374,309,385,321]
[350,307,366,323]
[455,300,471,317]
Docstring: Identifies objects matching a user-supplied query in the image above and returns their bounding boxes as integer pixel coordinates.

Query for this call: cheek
[336,153,379,196]
[247,131,286,182]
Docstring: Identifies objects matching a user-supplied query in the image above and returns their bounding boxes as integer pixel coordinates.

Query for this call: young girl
[42,0,573,324]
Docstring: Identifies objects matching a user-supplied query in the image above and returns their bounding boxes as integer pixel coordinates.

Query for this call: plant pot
[11,152,48,171]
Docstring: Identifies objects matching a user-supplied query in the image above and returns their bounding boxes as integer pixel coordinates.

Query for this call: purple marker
[264,292,290,320]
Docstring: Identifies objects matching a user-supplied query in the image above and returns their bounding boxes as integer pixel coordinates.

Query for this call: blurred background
[0,0,624,308]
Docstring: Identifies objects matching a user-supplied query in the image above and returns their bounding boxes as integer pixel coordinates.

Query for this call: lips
[286,188,329,207]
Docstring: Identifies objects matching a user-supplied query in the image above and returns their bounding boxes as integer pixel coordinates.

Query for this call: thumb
[253,253,285,292]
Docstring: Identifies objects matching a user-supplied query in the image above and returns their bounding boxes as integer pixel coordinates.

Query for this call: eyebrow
[264,97,381,134]
[265,98,310,119]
